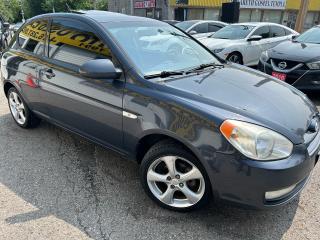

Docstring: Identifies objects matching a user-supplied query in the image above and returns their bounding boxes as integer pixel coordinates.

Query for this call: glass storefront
[187,9,204,20]
[170,0,320,31]
[262,10,282,23]
[204,9,220,20]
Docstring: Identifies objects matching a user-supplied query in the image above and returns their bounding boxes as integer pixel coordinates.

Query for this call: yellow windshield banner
[20,20,110,57]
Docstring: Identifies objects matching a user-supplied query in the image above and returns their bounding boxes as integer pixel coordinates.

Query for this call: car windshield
[176,21,199,31]
[295,27,320,44]
[212,25,255,40]
[103,21,219,77]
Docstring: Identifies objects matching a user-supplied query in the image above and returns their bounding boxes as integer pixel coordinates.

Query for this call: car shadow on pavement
[0,113,299,240]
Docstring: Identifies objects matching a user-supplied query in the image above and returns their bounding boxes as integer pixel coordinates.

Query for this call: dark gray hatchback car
[1,11,319,211]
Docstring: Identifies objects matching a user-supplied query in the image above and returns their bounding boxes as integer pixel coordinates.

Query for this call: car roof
[30,10,159,23]
[232,22,285,27]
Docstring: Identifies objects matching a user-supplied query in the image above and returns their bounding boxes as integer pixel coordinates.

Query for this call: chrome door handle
[41,69,55,79]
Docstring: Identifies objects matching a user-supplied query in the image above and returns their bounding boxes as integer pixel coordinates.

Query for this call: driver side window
[48,19,113,67]
[252,26,270,39]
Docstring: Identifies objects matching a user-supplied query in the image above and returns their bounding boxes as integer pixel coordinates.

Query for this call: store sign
[134,0,156,9]
[239,0,286,10]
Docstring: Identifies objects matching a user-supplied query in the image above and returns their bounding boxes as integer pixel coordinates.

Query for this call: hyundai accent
[1,11,319,211]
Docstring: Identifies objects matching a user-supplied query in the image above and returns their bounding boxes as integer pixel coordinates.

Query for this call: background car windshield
[104,21,219,76]
[175,21,199,31]
[295,27,320,44]
[212,25,254,39]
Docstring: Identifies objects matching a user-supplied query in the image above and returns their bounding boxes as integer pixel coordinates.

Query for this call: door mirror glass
[3,22,10,30]
[79,59,122,79]
[189,30,197,35]
[248,35,262,41]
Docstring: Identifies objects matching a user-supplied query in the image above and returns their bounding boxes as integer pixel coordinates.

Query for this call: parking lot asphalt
[0,87,320,240]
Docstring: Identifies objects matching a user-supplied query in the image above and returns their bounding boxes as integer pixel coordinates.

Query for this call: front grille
[271,58,308,70]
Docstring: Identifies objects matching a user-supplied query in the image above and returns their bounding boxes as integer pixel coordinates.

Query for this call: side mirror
[247,35,262,42]
[292,35,299,40]
[79,59,122,79]
[3,22,10,30]
[189,30,197,35]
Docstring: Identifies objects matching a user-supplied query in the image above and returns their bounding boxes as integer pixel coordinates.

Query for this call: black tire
[140,139,211,212]
[7,87,41,128]
[227,52,243,64]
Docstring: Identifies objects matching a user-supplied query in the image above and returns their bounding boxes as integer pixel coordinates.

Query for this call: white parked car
[199,22,298,66]
[176,20,228,39]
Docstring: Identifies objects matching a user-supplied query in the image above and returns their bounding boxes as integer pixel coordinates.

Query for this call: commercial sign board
[239,0,286,9]
[134,0,156,9]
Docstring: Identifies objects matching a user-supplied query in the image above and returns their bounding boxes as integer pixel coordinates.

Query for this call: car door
[269,25,287,48]
[2,18,49,113]
[38,18,124,150]
[245,26,271,65]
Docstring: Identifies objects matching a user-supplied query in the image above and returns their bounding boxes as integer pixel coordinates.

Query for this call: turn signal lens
[220,120,293,161]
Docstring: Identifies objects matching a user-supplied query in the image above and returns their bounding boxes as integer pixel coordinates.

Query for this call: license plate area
[272,72,287,81]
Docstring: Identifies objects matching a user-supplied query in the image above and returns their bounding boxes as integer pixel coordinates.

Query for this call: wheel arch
[227,50,243,63]
[3,81,16,98]
[135,130,203,166]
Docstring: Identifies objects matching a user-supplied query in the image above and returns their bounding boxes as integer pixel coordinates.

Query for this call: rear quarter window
[270,26,286,37]
[17,19,48,55]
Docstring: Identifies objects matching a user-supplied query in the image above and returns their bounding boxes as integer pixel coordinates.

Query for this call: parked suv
[1,11,319,211]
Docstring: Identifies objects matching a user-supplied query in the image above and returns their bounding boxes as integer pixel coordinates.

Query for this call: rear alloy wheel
[227,52,243,64]
[7,87,40,128]
[140,140,210,211]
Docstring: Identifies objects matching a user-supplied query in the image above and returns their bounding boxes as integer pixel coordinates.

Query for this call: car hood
[161,64,318,144]
[269,40,320,62]
[199,38,242,50]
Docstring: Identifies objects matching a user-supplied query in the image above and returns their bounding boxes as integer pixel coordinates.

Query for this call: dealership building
[108,0,320,31]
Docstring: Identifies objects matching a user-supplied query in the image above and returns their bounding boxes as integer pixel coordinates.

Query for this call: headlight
[260,51,269,62]
[307,61,320,70]
[212,48,224,54]
[220,120,293,161]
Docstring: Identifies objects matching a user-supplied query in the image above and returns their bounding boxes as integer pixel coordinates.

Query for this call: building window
[282,11,297,29]
[251,9,262,22]
[263,10,282,23]
[187,9,204,20]
[204,8,220,20]
[239,9,251,22]
[304,12,319,31]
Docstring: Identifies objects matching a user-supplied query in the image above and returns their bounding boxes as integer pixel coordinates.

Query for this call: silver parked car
[176,20,228,39]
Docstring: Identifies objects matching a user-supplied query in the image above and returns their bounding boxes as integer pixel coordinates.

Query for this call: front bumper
[206,131,320,209]
[258,60,320,90]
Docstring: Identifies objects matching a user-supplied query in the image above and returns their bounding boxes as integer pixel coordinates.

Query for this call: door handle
[41,69,55,79]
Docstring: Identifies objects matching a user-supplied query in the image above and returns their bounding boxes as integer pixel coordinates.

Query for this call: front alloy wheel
[227,52,243,64]
[140,140,210,211]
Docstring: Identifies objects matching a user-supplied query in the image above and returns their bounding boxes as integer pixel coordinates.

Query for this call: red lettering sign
[134,0,156,9]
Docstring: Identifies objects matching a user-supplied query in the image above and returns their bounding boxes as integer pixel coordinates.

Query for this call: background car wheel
[7,87,40,128]
[227,52,243,64]
[140,140,211,212]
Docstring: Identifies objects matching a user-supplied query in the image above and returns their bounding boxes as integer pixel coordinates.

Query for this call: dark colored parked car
[259,25,320,90]
[1,11,319,211]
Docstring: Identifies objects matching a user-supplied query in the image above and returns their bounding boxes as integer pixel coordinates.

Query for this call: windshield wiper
[144,70,184,80]
[186,63,224,74]
[169,31,191,39]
